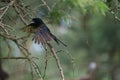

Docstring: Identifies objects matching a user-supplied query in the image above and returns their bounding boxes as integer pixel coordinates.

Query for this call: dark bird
[22,18,67,46]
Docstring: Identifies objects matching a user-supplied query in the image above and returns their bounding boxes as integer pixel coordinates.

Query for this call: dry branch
[0,57,28,59]
[47,43,65,80]
[0,0,15,19]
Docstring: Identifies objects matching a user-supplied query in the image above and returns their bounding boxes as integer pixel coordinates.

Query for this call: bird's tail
[50,34,67,47]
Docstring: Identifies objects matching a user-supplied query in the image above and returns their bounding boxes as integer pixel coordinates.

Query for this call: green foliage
[48,8,64,23]
[76,0,109,15]
[47,0,109,24]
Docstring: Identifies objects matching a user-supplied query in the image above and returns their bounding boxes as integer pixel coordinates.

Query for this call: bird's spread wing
[32,25,52,45]
[32,24,67,46]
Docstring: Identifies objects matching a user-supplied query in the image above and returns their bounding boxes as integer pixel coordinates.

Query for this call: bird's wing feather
[32,25,52,44]
[32,24,67,46]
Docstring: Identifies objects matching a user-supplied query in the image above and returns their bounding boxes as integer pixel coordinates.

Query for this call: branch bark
[47,43,65,80]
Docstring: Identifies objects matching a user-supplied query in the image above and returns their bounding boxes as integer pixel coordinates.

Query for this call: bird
[22,18,67,47]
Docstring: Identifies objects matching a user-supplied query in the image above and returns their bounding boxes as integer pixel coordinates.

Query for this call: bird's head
[22,18,44,32]
[32,18,43,25]
[28,18,44,27]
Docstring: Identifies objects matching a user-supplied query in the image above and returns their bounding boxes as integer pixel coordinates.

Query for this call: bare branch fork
[0,33,43,80]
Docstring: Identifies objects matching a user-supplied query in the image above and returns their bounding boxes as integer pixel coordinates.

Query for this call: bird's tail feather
[50,34,67,47]
[55,38,67,47]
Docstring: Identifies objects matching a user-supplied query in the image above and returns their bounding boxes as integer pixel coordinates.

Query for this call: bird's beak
[30,21,34,24]
[27,21,34,26]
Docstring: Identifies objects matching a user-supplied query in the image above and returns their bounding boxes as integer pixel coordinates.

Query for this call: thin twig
[6,14,17,24]
[41,0,51,11]
[110,10,120,22]
[32,61,43,80]
[0,0,15,19]
[29,61,34,80]
[47,43,65,80]
[1,22,14,31]
[0,22,9,35]
[17,4,33,18]
[0,57,28,59]
[0,32,16,40]
[13,4,28,25]
[43,47,48,79]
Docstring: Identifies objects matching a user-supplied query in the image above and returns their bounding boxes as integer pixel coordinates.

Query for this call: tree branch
[47,43,65,80]
[0,57,28,59]
[0,0,15,20]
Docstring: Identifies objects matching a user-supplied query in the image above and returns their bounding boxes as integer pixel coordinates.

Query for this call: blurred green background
[0,0,120,80]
